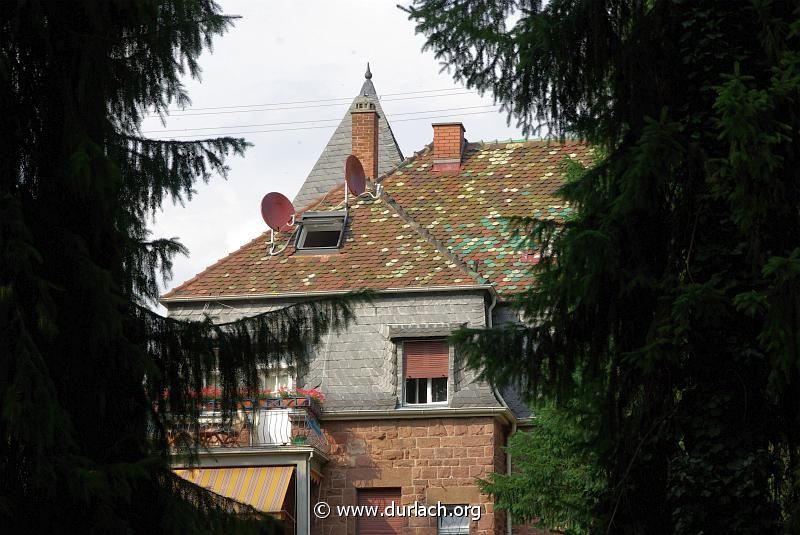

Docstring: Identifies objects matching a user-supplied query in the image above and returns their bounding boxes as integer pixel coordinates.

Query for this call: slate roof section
[162,183,481,299]
[292,68,404,209]
[381,140,593,296]
[499,385,532,419]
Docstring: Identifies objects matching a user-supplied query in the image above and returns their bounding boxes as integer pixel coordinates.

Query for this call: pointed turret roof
[292,65,404,209]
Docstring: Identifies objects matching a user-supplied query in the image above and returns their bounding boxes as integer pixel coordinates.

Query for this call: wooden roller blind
[357,488,402,535]
[404,340,449,379]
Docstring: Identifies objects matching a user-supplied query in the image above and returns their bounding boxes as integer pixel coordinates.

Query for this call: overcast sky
[145,0,525,303]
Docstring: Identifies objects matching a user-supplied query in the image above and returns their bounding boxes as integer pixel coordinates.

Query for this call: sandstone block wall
[313,416,507,535]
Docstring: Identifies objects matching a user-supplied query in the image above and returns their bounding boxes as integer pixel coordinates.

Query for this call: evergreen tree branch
[413,1,800,530]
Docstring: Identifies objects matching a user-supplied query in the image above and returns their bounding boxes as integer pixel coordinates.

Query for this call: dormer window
[296,211,346,251]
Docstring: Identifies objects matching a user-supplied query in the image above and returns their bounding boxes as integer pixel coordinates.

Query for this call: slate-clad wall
[491,305,533,419]
[491,304,522,327]
[165,290,503,412]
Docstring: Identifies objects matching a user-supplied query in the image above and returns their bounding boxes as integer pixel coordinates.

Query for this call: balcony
[165,398,327,454]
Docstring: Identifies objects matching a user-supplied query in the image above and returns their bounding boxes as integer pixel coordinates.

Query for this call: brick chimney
[432,122,465,172]
[351,96,379,179]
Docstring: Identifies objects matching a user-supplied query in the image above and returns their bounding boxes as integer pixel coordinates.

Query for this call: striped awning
[311,469,323,485]
[174,466,294,513]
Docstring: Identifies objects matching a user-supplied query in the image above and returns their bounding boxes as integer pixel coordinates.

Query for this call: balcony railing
[165,403,327,453]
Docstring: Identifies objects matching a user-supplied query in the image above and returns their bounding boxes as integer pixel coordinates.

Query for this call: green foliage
[0,1,360,532]
[410,1,800,532]
[479,402,603,535]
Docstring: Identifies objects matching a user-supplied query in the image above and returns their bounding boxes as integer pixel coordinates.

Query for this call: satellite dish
[345,155,367,196]
[261,192,295,231]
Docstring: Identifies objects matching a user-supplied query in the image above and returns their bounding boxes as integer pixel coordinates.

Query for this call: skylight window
[295,211,346,251]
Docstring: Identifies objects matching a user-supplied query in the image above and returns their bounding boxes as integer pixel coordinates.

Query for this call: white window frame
[296,219,344,250]
[404,376,448,406]
[258,362,294,392]
[206,365,295,394]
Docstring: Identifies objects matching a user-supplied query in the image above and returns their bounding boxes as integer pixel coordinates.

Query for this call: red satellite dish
[345,155,367,196]
[261,192,295,231]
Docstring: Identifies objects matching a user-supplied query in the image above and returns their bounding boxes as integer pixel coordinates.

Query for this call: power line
[158,87,469,113]
[142,105,499,134]
[391,110,502,122]
[152,91,477,118]
[154,110,502,139]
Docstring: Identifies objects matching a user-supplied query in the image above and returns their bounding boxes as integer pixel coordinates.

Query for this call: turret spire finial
[365,62,372,80]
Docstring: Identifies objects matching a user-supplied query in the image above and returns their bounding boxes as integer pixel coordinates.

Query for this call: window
[438,505,470,534]
[259,366,293,393]
[206,366,293,394]
[296,211,346,251]
[406,377,447,404]
[403,340,449,405]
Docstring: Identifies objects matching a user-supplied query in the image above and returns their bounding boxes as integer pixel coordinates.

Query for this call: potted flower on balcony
[261,387,324,416]
[233,387,265,409]
[198,386,221,412]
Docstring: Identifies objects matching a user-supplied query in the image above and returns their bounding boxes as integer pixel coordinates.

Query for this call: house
[161,68,591,535]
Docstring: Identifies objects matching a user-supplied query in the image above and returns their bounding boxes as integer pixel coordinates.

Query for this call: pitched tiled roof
[380,140,593,296]
[162,139,592,301]
[162,183,481,299]
[292,68,403,209]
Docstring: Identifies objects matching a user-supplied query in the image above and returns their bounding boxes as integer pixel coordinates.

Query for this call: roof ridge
[473,136,585,146]
[290,152,483,286]
[375,160,486,287]
[297,139,433,212]
[376,143,432,184]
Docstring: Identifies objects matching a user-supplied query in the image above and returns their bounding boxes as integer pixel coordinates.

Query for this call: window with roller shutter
[357,488,403,535]
[403,340,449,405]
